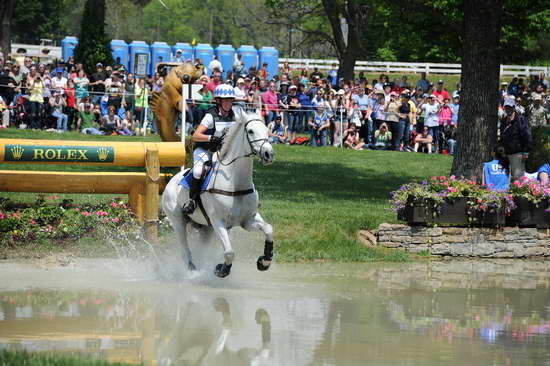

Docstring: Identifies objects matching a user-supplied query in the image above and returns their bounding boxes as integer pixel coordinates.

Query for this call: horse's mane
[219,107,250,158]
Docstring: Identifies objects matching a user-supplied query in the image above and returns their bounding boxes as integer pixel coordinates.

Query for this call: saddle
[178,163,215,193]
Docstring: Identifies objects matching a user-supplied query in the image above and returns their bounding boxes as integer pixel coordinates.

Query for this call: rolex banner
[5,144,115,163]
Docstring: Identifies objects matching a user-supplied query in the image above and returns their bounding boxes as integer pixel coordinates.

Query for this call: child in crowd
[482,145,510,191]
[343,123,365,150]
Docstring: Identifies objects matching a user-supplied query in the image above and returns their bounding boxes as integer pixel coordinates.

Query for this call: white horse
[161,109,275,278]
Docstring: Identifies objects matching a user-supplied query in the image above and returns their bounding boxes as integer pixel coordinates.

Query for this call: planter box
[507,197,550,228]
[398,196,505,226]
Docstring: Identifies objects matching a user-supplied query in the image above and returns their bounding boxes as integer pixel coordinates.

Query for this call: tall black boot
[182,176,202,215]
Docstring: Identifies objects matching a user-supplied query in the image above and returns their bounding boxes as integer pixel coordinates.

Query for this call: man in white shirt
[208,56,223,76]
[233,78,247,106]
[51,67,67,95]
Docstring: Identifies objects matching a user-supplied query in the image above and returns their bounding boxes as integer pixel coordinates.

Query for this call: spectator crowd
[0,54,548,159]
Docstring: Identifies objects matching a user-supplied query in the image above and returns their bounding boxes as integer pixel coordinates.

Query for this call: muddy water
[0,258,549,366]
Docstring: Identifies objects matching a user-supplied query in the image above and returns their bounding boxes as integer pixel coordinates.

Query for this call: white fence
[280,57,550,77]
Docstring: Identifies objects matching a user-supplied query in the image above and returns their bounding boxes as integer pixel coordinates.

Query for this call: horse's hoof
[214,263,232,278]
[256,256,272,271]
[188,262,197,272]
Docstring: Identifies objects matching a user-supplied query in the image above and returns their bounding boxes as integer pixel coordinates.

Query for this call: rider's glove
[208,135,224,152]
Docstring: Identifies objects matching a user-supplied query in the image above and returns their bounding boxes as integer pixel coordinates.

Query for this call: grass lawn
[0,350,133,366]
[0,129,452,262]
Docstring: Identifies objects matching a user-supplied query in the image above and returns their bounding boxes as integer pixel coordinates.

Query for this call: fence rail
[280,57,549,77]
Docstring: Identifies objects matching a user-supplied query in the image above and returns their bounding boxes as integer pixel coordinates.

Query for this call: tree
[74,0,113,75]
[450,0,503,179]
[10,0,66,44]
[0,0,15,62]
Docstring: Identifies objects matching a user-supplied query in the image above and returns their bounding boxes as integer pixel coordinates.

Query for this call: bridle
[217,118,269,166]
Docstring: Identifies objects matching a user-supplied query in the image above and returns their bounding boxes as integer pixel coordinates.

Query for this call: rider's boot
[182,176,201,215]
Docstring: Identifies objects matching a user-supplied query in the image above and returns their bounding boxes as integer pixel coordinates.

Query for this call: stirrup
[182,199,196,215]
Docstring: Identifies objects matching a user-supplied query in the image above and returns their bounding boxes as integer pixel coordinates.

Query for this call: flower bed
[391,175,550,227]
[0,195,137,246]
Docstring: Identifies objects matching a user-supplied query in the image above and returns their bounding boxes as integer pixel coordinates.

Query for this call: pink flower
[82,211,91,217]
[439,176,446,181]
[112,217,120,224]
[0,212,4,220]
[450,175,456,181]
[11,212,21,219]
[111,202,118,208]
[75,208,80,212]
[29,219,36,225]
[46,194,59,201]
[95,210,108,217]
[513,181,521,187]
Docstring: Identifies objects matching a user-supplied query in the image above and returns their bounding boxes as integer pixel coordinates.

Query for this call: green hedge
[0,351,134,366]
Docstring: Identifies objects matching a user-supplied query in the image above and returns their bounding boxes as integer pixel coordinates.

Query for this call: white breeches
[192,148,213,179]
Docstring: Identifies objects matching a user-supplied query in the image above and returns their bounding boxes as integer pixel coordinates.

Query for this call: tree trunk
[0,0,15,62]
[451,0,503,180]
[321,0,367,82]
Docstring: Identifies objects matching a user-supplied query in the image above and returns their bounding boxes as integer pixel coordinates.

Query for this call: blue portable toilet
[110,40,129,70]
[237,45,258,74]
[150,41,172,75]
[61,36,78,62]
[129,41,150,77]
[194,44,214,71]
[259,46,279,80]
[172,43,193,62]
[215,44,235,78]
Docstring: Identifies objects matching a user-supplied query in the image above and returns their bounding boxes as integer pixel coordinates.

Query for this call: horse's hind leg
[243,213,273,271]
[169,213,196,271]
[212,222,233,278]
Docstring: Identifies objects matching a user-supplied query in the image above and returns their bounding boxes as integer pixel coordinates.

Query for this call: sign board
[182,84,204,100]
[5,144,115,163]
[134,53,149,77]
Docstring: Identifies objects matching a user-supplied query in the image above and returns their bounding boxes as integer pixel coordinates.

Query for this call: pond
[0,258,549,366]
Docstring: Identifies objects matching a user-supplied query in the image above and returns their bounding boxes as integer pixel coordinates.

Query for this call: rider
[182,83,236,214]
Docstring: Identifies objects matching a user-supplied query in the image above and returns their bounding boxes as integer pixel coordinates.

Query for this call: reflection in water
[0,260,549,365]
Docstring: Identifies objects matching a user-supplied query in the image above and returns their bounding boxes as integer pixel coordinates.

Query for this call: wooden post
[144,148,160,243]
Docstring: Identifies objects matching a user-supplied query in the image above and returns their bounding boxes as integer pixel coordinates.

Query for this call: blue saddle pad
[178,165,215,193]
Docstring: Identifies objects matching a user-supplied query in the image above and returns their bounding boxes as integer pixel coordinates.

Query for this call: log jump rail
[0,139,185,241]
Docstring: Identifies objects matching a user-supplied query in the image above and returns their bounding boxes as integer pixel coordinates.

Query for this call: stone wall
[376,224,550,258]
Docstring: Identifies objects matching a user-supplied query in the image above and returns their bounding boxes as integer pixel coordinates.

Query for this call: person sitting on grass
[308,104,331,147]
[267,115,287,144]
[482,145,510,191]
[101,106,121,135]
[343,122,365,150]
[537,162,550,185]
[77,103,103,135]
[372,123,392,150]
[414,126,433,153]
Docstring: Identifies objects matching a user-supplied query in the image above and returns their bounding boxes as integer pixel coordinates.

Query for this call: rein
[216,119,269,166]
[206,118,267,200]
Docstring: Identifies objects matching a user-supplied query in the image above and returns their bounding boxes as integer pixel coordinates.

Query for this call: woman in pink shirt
[261,81,279,124]
[438,98,452,127]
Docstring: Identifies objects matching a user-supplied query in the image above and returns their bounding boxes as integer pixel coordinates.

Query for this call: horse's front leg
[212,221,234,278]
[243,213,273,271]
[169,213,196,271]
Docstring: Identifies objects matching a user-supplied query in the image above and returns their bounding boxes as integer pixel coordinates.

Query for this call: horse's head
[236,108,275,165]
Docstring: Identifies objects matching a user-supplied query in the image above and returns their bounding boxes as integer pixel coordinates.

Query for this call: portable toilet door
[61,36,78,62]
[237,45,258,75]
[215,44,235,79]
[259,46,279,80]
[194,44,214,73]
[110,40,129,71]
[129,41,151,78]
[172,43,193,62]
[150,42,172,75]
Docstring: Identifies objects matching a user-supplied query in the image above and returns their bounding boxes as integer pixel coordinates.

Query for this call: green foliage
[0,196,136,247]
[526,126,550,172]
[0,350,133,366]
[11,0,66,44]
[73,0,113,75]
